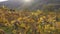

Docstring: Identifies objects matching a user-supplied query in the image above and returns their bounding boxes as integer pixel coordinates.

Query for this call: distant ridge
[0,0,60,10]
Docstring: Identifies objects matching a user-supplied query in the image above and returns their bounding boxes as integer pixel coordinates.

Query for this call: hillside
[0,7,60,34]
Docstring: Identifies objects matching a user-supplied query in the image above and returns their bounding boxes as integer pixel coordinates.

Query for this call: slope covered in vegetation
[0,6,60,34]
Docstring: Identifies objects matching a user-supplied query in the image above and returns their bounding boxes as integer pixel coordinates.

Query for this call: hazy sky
[0,0,60,10]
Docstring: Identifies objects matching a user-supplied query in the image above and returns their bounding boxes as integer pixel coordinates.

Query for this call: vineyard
[0,6,60,34]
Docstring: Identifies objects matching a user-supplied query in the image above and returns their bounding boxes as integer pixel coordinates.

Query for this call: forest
[0,6,60,34]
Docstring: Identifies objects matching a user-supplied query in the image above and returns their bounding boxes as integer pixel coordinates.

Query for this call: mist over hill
[0,0,60,10]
